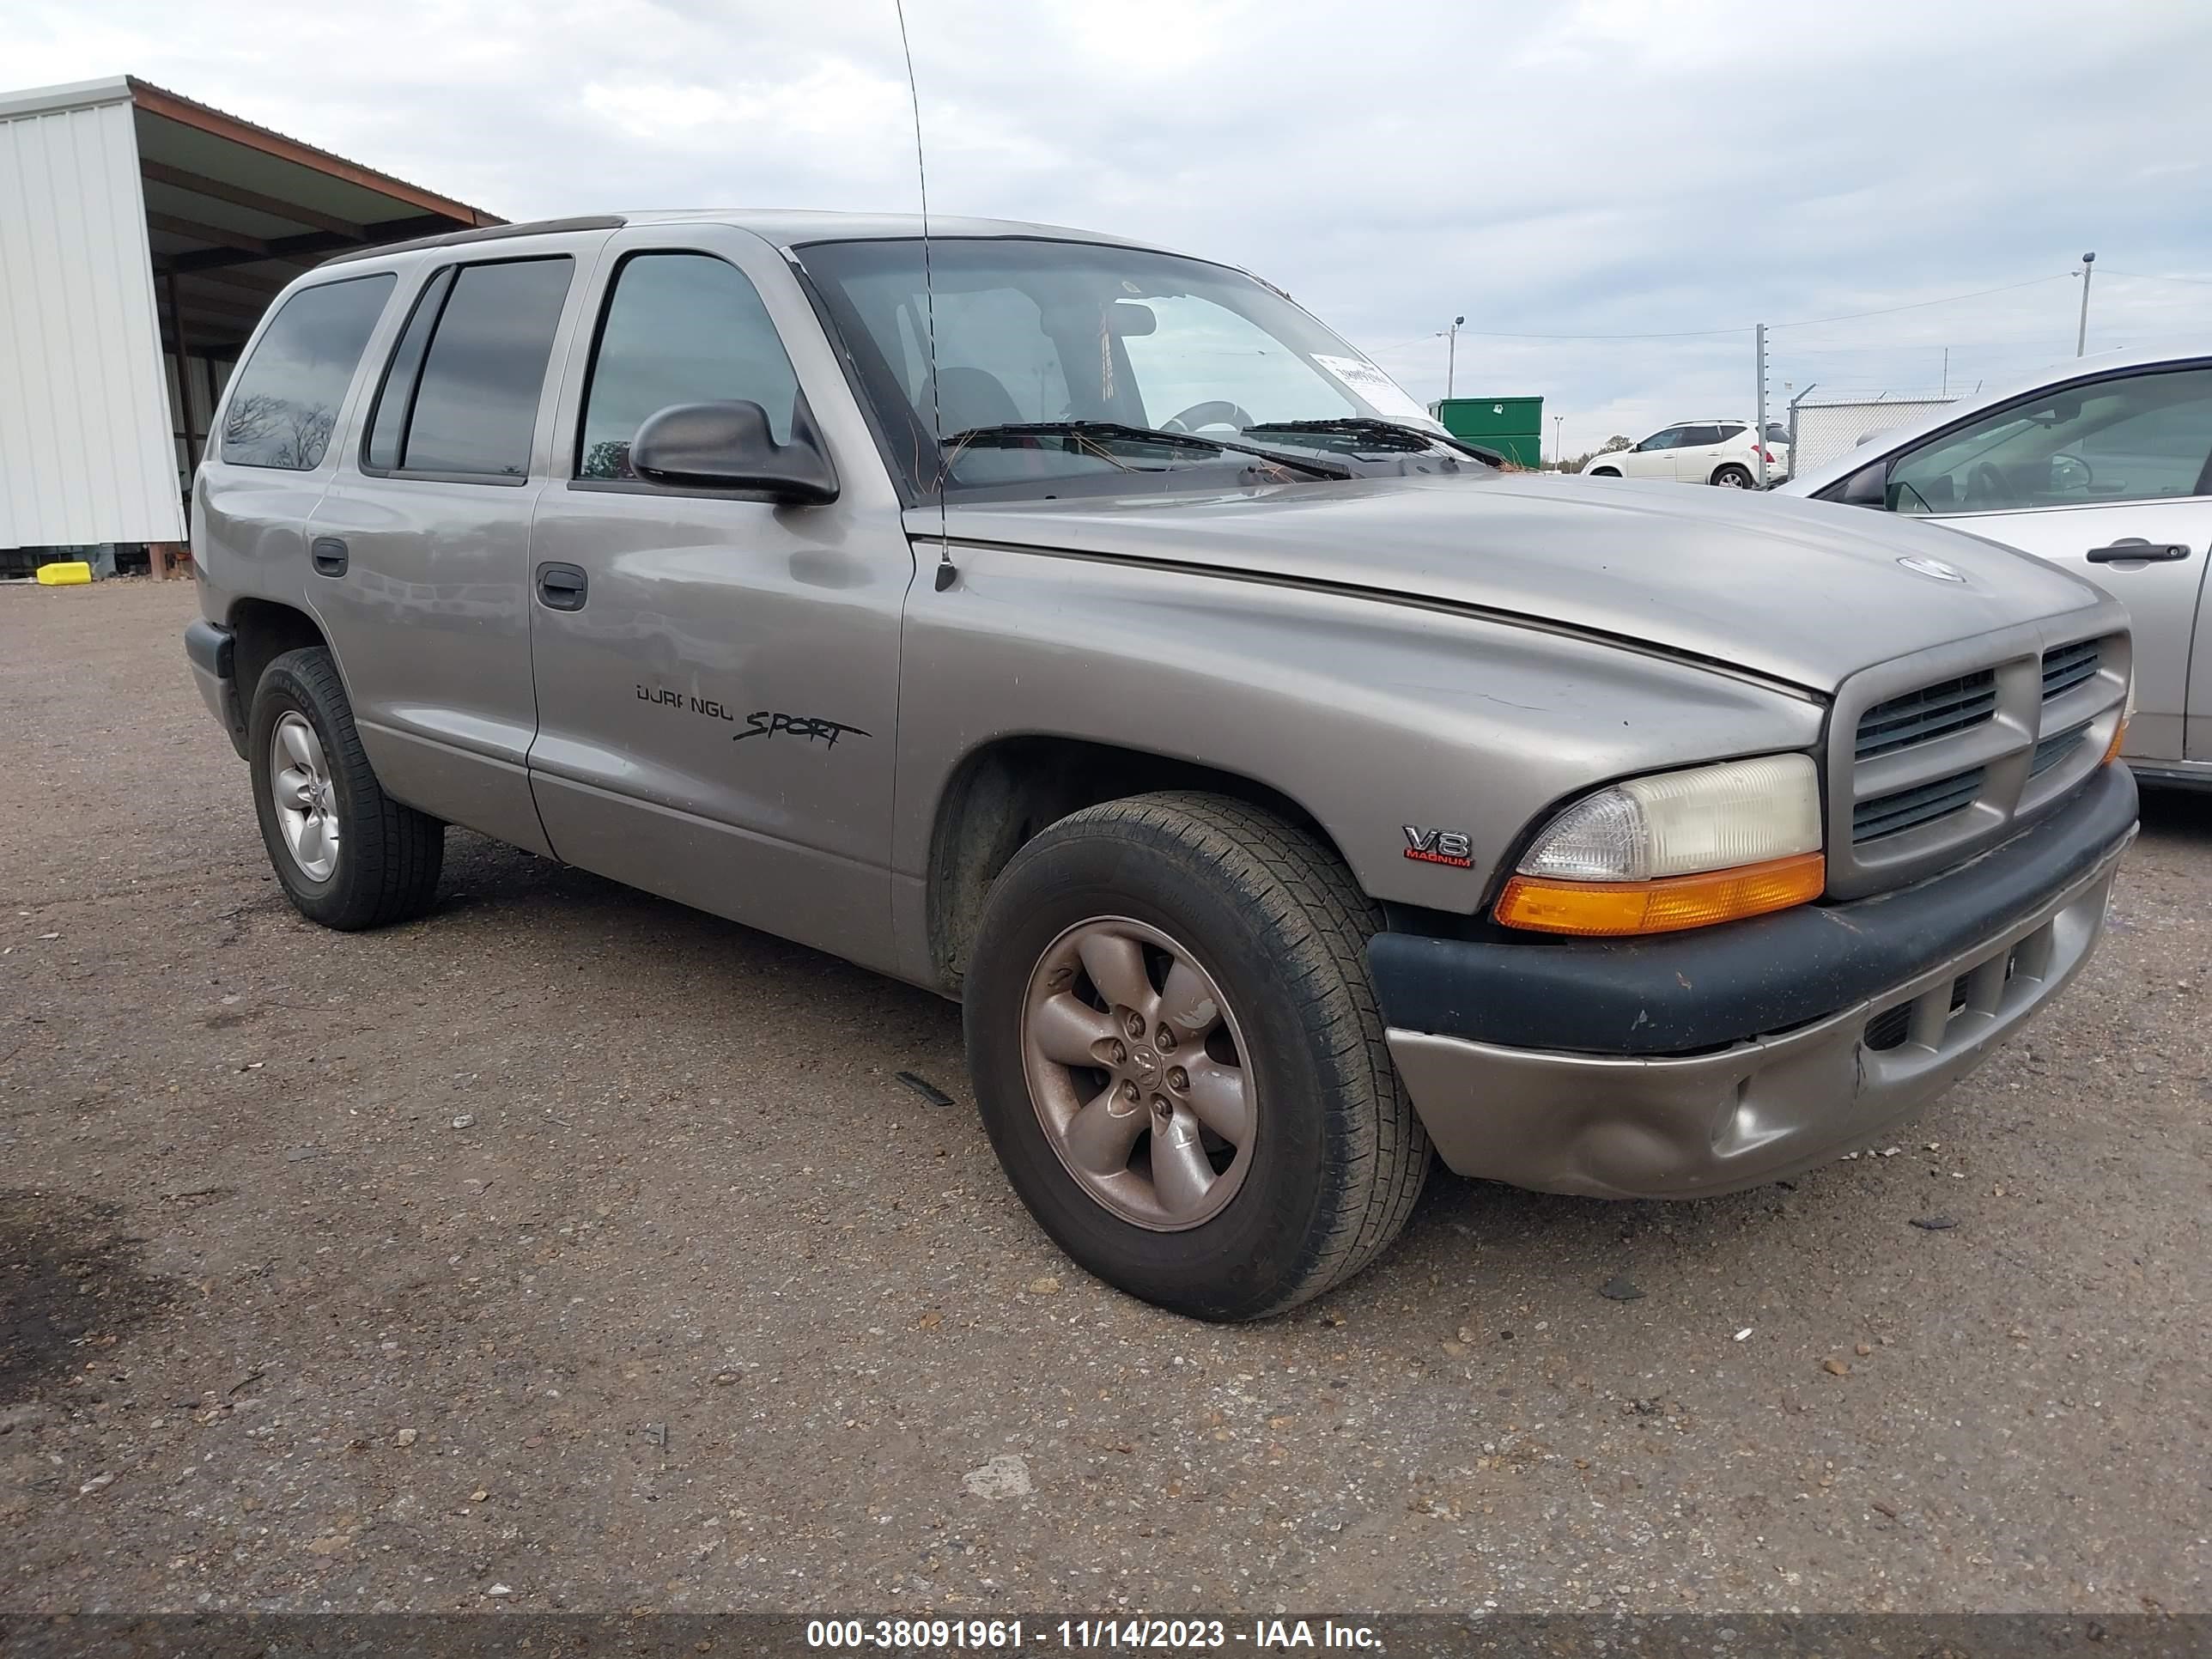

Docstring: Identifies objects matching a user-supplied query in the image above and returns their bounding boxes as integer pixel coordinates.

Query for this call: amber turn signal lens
[2101,715,2128,766]
[1494,851,1826,937]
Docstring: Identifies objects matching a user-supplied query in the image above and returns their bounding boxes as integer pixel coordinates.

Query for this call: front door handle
[310,536,349,577]
[2086,538,2191,564]
[536,562,588,610]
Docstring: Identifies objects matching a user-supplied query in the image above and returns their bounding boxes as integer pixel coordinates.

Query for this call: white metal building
[1785,396,1958,480]
[0,76,498,569]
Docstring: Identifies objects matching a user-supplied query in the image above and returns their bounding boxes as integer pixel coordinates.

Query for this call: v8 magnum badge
[1403,824,1474,868]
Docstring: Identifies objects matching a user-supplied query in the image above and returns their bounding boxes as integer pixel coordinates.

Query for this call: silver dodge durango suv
[185,210,2138,1320]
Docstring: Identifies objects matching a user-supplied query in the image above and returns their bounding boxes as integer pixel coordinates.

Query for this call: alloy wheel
[1019,916,1256,1230]
[270,711,340,881]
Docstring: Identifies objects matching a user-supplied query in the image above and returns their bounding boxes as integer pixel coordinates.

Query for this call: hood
[930,471,2108,693]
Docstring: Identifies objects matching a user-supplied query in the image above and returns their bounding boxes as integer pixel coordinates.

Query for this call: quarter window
[363,258,573,481]
[577,252,802,482]
[1888,365,2212,514]
[220,274,395,471]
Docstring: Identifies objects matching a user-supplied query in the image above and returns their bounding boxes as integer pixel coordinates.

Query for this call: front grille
[2041,639,2100,702]
[1828,626,2126,900]
[1854,670,1997,760]
[1853,767,1985,842]
[2030,723,2089,779]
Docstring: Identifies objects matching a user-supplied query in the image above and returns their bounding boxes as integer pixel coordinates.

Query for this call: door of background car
[1669,423,1732,482]
[306,230,612,855]
[1879,361,2212,764]
[522,225,914,975]
[1618,426,1684,477]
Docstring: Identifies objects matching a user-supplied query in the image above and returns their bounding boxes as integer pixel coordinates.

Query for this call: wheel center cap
[1130,1048,1162,1085]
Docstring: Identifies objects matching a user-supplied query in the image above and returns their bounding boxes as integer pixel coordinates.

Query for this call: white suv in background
[1585,420,1790,488]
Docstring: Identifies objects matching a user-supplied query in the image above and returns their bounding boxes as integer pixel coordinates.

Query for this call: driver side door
[1620,427,1683,479]
[522,226,915,975]
[1884,361,2212,764]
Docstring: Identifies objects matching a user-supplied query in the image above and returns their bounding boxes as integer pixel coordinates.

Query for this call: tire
[247,646,443,931]
[1587,466,1620,477]
[963,791,1429,1321]
[1711,465,1754,488]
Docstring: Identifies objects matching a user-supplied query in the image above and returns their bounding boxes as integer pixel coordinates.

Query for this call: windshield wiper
[1241,418,1504,466]
[941,421,1352,481]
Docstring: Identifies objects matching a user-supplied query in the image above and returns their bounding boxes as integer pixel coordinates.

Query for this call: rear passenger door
[523,225,914,975]
[307,230,611,854]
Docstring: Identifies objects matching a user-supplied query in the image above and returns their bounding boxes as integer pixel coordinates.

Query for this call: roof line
[125,77,501,228]
[0,76,135,121]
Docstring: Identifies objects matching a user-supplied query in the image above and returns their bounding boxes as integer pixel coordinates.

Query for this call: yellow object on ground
[34,562,93,586]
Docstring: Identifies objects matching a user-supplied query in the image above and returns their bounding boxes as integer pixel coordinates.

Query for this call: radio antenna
[892,0,957,591]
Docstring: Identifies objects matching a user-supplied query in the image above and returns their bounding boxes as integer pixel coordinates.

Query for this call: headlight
[1495,753,1824,936]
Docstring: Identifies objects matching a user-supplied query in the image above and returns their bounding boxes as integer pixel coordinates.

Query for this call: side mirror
[629,400,838,505]
[1836,458,1889,508]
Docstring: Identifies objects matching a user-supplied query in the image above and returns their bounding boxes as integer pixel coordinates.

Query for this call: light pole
[1444,315,1464,400]
[1552,414,1564,470]
[2075,252,2096,356]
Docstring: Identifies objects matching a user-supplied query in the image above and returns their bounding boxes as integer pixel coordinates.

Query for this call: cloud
[12,0,2210,454]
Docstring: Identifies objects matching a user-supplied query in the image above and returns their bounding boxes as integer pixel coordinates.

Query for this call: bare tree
[220,392,285,453]
[276,403,337,470]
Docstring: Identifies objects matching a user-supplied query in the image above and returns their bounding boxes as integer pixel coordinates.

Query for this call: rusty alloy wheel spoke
[1019,916,1256,1231]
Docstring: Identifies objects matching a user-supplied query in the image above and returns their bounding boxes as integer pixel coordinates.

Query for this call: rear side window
[1716,423,1747,441]
[363,258,573,481]
[576,252,801,481]
[220,274,395,470]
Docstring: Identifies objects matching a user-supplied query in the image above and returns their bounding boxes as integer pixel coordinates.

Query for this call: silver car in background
[1782,346,2212,789]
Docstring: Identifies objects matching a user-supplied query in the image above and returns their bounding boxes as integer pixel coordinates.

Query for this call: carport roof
[0,75,503,355]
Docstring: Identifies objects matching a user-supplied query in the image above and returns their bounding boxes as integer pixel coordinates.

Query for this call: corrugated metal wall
[0,92,185,549]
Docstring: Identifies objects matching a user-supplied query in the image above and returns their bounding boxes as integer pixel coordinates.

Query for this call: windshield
[795,237,1439,499]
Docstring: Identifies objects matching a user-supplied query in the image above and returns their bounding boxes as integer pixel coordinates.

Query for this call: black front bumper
[1370,761,2139,1057]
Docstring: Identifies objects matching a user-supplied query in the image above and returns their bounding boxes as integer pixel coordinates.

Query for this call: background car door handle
[2085,539,2191,563]
[309,536,349,577]
[536,562,588,610]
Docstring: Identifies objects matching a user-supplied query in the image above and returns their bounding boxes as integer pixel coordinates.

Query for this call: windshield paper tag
[1312,354,1434,424]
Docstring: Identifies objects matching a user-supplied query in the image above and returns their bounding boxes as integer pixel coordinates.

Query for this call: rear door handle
[310,536,349,577]
[536,562,588,610]
[2086,538,2191,563]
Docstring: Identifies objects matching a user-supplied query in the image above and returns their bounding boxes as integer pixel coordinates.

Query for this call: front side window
[577,252,802,481]
[1887,364,2212,514]
[1638,428,1685,452]
[363,258,573,480]
[220,274,395,470]
[796,236,1437,498]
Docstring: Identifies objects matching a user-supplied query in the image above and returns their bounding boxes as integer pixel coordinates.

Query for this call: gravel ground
[3,579,2207,1617]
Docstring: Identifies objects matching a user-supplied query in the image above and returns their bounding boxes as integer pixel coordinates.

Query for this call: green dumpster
[1432,397,1544,468]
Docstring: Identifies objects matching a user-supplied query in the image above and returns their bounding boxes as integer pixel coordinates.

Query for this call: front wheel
[963,792,1429,1321]
[248,647,444,931]
[1586,466,1621,477]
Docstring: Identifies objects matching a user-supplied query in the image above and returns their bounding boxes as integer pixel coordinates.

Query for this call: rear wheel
[963,792,1429,1321]
[248,647,444,931]
[1711,464,1754,488]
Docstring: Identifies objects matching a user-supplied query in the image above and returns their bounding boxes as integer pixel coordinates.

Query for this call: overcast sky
[14,0,2212,455]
